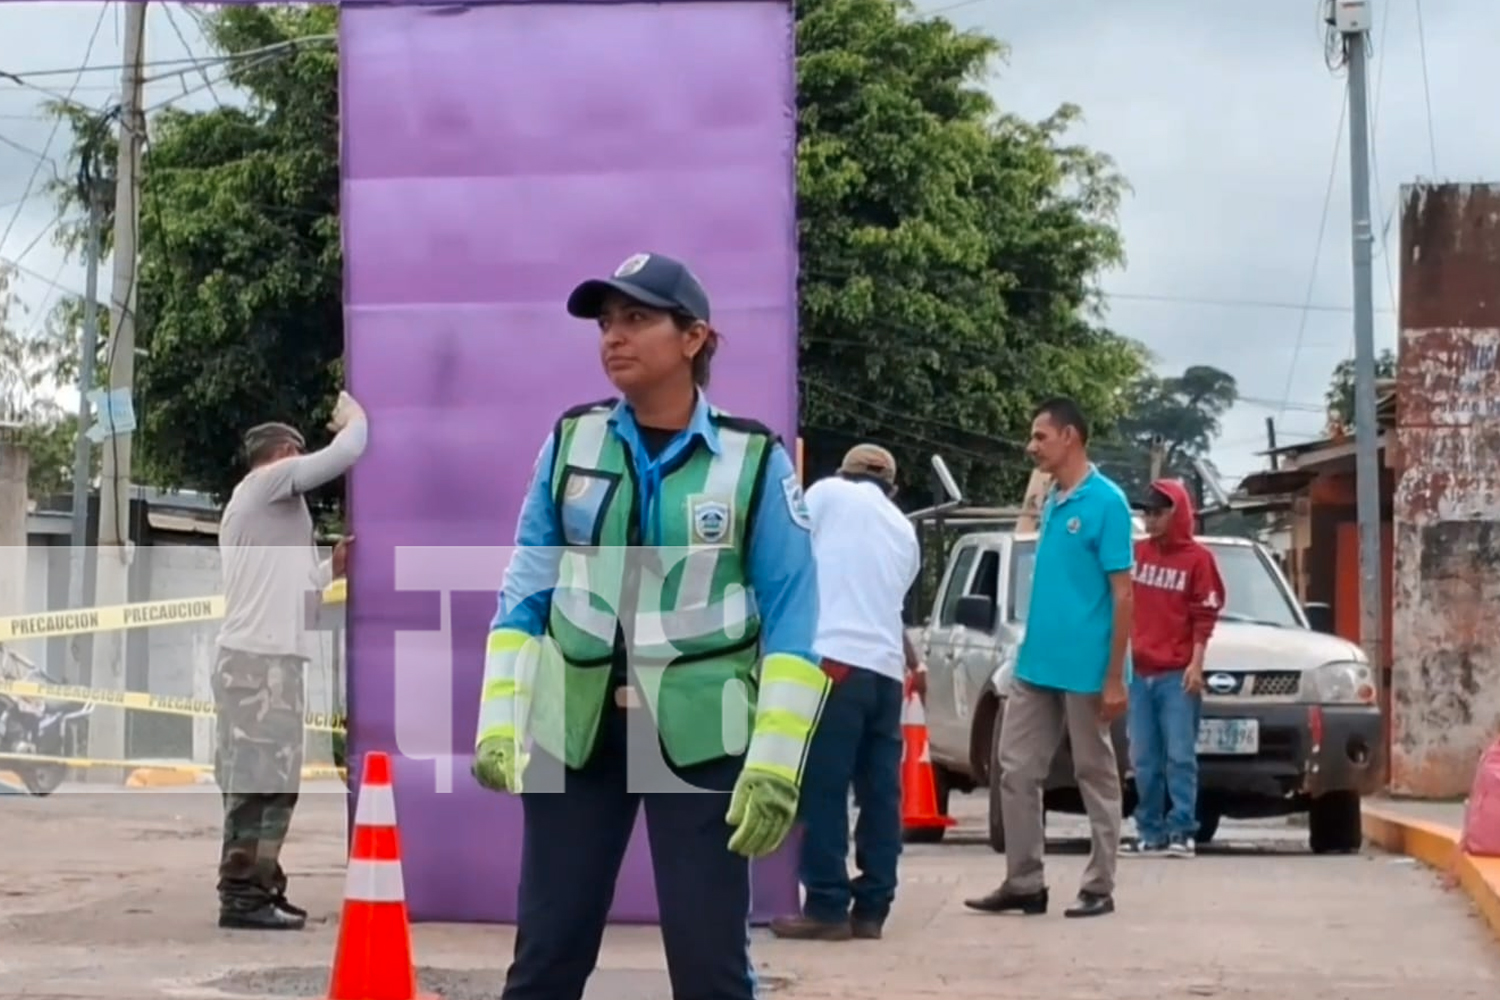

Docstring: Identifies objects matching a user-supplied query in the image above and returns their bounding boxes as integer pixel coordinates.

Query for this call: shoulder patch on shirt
[781,474,812,530]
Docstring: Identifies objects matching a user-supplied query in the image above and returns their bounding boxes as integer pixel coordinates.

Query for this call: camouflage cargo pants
[212,648,305,910]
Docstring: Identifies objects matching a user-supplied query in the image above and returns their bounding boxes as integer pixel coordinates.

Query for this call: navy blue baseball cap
[566,252,712,323]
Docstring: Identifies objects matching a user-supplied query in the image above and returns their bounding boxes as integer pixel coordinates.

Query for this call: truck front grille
[1246,671,1301,697]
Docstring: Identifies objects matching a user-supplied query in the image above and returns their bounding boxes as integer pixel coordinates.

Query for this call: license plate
[1197,718,1259,755]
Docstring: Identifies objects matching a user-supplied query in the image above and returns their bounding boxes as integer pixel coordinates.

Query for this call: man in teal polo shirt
[965,397,1134,919]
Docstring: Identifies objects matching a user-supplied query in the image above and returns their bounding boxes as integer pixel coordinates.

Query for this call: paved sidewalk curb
[1363,805,1500,946]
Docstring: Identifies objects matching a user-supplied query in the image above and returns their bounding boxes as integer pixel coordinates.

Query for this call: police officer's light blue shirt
[1014,465,1134,694]
[492,394,820,665]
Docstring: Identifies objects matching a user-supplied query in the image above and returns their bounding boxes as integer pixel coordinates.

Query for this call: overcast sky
[1,1,1492,489]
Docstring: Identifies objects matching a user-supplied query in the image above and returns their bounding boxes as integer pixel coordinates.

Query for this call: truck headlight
[1299,660,1377,705]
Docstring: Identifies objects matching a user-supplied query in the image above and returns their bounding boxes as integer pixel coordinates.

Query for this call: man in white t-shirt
[214,391,369,931]
[770,444,923,942]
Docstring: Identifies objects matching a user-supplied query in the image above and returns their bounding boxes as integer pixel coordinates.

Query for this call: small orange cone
[900,681,955,835]
[327,752,438,1000]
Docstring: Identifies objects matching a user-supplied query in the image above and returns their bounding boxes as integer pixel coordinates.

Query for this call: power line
[0,3,110,258]
[1274,80,1347,424]
[161,3,220,108]
[1412,0,1438,175]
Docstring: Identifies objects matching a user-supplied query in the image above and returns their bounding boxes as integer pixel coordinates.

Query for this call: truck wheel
[987,722,1006,853]
[1308,791,1363,854]
[902,767,952,845]
[1195,808,1221,845]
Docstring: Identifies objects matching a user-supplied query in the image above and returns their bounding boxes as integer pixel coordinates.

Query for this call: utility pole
[1265,416,1279,470]
[65,170,104,685]
[1334,1,1385,672]
[1148,435,1166,482]
[88,2,146,773]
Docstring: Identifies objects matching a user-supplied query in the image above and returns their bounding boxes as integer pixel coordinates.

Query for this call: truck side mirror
[931,455,962,504]
[1303,602,1333,634]
[954,594,996,633]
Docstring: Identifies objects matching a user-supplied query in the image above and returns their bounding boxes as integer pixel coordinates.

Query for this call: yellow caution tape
[0,582,347,643]
[0,677,346,733]
[0,749,344,780]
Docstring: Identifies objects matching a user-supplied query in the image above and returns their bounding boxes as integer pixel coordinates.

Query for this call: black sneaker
[962,886,1048,915]
[219,903,307,931]
[851,918,883,940]
[1122,839,1168,858]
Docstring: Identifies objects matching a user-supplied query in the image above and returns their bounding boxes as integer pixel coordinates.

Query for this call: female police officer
[472,251,829,1000]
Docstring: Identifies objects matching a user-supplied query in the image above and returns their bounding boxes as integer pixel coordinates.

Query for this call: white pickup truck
[907,529,1384,854]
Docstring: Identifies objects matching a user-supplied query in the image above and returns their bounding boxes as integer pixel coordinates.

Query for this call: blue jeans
[797,667,904,924]
[1128,670,1202,845]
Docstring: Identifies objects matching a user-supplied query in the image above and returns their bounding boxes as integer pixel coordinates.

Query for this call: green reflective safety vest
[530,400,775,770]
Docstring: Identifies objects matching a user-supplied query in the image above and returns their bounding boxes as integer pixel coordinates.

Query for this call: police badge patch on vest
[559,469,620,547]
[781,474,812,530]
[688,495,733,545]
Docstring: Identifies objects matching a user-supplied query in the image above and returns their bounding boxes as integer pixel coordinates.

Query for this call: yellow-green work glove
[725,769,799,858]
[471,735,527,794]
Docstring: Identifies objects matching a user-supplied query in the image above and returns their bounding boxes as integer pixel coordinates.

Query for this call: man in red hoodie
[1125,480,1225,858]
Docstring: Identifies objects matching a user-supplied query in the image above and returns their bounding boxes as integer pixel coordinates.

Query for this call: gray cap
[243,422,305,456]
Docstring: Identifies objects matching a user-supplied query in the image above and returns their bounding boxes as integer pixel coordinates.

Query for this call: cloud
[3,1,1494,488]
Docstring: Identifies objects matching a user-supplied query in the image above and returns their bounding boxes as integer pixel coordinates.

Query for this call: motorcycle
[0,667,95,796]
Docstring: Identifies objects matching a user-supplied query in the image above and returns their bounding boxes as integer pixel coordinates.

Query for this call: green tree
[46,1,1146,508]
[1325,348,1397,430]
[0,267,80,499]
[1102,363,1237,505]
[47,5,342,506]
[796,0,1145,504]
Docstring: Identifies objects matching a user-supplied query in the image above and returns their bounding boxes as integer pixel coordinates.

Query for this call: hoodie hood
[1148,478,1196,548]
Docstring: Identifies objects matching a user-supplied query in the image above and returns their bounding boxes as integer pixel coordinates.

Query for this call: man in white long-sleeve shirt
[771,444,924,942]
[214,390,369,930]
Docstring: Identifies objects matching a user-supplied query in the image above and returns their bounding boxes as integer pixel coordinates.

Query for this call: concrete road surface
[2,784,1497,999]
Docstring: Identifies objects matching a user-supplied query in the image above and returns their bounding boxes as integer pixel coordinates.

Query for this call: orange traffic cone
[326,752,437,1000]
[900,681,955,836]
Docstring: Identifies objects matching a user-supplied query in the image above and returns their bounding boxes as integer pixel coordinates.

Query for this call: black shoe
[219,902,307,931]
[851,918,883,940]
[768,915,853,941]
[962,886,1048,915]
[1064,891,1115,918]
[273,892,308,919]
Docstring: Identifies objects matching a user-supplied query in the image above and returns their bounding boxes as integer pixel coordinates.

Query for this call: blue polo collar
[607,391,722,456]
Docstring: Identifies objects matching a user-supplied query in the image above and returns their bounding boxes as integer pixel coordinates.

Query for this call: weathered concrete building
[1389,183,1500,798]
[1237,183,1500,798]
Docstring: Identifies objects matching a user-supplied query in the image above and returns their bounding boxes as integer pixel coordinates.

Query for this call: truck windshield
[1008,539,1303,629]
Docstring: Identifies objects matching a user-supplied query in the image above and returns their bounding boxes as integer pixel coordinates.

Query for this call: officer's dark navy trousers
[500,692,758,1000]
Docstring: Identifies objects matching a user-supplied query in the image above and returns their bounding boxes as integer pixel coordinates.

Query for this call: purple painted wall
[339,1,801,923]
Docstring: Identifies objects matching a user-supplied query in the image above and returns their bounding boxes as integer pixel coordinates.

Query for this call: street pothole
[204,965,791,999]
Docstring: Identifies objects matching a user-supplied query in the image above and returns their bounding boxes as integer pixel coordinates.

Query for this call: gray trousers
[998,678,1122,897]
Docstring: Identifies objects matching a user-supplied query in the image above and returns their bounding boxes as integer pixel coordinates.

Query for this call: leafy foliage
[43,0,1149,510]
[1325,348,1397,430]
[795,0,1146,504]
[1106,364,1238,498]
[47,5,342,506]
[0,267,83,499]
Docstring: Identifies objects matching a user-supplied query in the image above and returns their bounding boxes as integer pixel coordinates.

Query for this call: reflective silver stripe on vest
[553,552,618,644]
[551,410,620,643]
[634,591,757,650]
[675,428,753,609]
[568,410,611,468]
